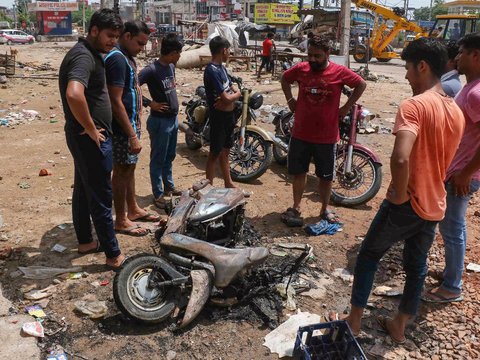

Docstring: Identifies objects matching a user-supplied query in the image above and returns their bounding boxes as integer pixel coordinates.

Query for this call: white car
[0,29,35,45]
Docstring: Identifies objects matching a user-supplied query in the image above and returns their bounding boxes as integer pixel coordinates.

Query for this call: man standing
[105,21,157,237]
[59,9,126,270]
[257,32,276,78]
[139,33,183,209]
[440,40,462,97]
[424,33,480,303]
[344,38,465,343]
[280,35,366,226]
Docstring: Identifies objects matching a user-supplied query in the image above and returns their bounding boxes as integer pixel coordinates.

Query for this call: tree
[72,7,95,26]
[413,0,448,21]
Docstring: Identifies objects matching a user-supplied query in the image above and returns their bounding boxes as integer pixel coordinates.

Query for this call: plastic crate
[293,320,367,360]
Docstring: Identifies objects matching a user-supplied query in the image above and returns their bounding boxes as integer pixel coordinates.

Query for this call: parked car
[0,29,35,45]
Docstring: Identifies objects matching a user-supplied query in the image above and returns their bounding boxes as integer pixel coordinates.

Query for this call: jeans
[147,114,178,199]
[439,180,480,294]
[351,200,437,316]
[65,132,121,259]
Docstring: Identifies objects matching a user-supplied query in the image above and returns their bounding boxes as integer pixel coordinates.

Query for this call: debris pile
[0,109,40,127]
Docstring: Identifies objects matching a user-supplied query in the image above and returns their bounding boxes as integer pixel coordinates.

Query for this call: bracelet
[287,98,295,103]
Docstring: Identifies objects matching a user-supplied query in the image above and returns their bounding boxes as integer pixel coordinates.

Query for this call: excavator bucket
[177,269,213,329]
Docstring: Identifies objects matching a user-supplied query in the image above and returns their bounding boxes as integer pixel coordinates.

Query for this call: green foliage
[72,6,95,25]
[413,0,448,21]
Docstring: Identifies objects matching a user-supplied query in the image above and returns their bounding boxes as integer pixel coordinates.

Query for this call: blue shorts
[112,131,141,165]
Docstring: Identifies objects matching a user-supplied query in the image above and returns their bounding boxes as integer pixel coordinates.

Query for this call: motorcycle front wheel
[331,148,382,206]
[229,130,273,182]
[113,254,178,324]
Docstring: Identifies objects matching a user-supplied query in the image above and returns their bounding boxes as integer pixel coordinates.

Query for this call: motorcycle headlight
[195,86,206,100]
[248,92,263,110]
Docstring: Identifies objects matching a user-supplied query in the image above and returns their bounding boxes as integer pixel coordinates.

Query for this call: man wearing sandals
[423,33,480,303]
[105,21,158,237]
[280,35,366,226]
[345,38,464,344]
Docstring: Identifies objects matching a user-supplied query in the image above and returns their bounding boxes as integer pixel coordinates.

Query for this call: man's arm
[66,80,105,148]
[107,85,141,154]
[387,130,417,204]
[138,65,170,113]
[339,80,367,118]
[281,74,296,113]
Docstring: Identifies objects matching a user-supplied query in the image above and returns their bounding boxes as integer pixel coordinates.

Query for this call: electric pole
[339,0,351,67]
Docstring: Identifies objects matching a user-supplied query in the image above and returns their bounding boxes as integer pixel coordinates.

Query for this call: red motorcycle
[270,88,383,206]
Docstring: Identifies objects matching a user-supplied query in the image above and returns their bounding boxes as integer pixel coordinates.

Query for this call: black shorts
[112,131,141,165]
[209,109,235,155]
[287,137,336,181]
[261,55,272,67]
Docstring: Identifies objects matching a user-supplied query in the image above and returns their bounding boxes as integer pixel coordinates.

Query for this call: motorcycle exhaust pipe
[178,122,191,134]
[267,131,289,152]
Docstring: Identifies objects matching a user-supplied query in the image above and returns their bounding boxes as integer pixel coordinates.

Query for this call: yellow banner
[254,3,300,25]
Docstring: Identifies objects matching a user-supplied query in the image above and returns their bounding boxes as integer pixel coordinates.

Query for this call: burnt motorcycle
[270,88,383,206]
[113,179,269,327]
[180,76,274,182]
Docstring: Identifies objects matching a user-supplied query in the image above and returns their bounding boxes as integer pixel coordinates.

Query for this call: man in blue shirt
[441,40,462,98]
[204,36,241,187]
[139,33,183,209]
[105,21,156,236]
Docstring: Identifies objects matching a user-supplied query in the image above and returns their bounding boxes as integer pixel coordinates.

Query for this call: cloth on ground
[304,219,342,236]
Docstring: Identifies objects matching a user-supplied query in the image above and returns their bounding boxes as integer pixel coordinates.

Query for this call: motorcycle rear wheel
[113,254,178,324]
[229,130,273,182]
[331,148,382,206]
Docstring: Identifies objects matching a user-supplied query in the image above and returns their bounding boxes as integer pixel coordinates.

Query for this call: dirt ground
[0,42,479,360]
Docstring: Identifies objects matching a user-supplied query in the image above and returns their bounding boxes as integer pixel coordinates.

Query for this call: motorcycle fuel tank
[188,188,245,223]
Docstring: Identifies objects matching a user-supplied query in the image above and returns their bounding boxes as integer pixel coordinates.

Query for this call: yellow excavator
[352,0,479,63]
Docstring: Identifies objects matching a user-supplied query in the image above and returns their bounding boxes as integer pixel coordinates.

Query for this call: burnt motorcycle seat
[160,233,268,288]
[188,188,245,223]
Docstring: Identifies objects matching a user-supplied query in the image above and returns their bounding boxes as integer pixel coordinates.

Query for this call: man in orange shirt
[344,38,465,343]
[257,32,276,78]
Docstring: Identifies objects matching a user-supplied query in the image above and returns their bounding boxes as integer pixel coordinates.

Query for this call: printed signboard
[254,3,299,25]
[28,2,79,12]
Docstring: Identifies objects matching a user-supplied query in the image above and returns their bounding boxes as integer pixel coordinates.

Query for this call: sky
[0,0,435,12]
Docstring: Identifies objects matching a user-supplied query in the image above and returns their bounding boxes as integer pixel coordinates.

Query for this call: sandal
[106,256,129,273]
[281,207,304,227]
[78,241,104,255]
[321,209,342,224]
[128,212,160,222]
[154,197,168,209]
[115,225,150,237]
[421,289,464,303]
[376,315,406,344]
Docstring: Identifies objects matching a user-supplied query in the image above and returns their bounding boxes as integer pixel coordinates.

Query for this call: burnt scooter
[180,76,274,182]
[271,87,383,206]
[113,180,268,328]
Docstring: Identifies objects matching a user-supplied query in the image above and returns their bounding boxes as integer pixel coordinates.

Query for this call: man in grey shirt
[441,40,462,97]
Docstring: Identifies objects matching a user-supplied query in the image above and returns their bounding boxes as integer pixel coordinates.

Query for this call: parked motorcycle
[181,76,274,182]
[270,88,383,206]
[113,179,269,328]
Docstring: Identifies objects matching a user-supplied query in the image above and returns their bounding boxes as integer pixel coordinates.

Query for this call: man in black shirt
[59,9,126,270]
[139,33,183,209]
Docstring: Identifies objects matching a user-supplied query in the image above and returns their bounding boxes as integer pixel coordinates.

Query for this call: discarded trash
[68,272,85,280]
[25,304,46,318]
[22,321,45,337]
[166,350,177,360]
[46,352,68,360]
[39,169,52,176]
[18,182,31,189]
[51,244,67,253]
[100,279,110,286]
[263,310,322,358]
[373,285,402,297]
[0,214,4,228]
[466,263,480,273]
[276,283,296,311]
[18,265,82,279]
[270,248,289,257]
[24,285,56,300]
[332,268,354,283]
[300,275,333,300]
[305,220,343,236]
[74,298,108,319]
[57,223,68,230]
[0,246,12,259]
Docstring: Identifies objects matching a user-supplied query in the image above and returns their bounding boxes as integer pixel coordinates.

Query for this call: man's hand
[338,104,351,119]
[450,171,472,197]
[128,136,142,154]
[287,98,296,113]
[150,101,170,112]
[80,127,106,148]
[386,182,410,205]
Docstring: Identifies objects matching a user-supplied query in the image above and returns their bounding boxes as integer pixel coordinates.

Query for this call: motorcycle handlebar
[342,86,353,97]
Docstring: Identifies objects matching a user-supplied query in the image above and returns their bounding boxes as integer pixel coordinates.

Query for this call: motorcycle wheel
[229,130,273,183]
[273,144,288,165]
[185,132,202,150]
[113,254,178,324]
[331,148,382,206]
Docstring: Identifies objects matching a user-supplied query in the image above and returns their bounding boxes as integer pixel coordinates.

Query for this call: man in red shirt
[257,32,276,78]
[280,35,366,225]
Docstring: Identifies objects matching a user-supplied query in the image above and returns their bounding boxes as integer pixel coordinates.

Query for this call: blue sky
[0,0,435,11]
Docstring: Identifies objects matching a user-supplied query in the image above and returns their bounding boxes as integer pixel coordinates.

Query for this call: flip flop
[421,289,464,303]
[281,207,304,227]
[115,225,150,237]
[128,213,160,222]
[106,256,129,273]
[78,241,104,255]
[321,210,342,224]
[376,315,406,344]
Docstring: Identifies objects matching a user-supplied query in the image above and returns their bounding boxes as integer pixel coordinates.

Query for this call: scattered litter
[24,285,56,300]
[35,298,50,308]
[373,285,402,297]
[277,243,310,251]
[166,350,177,360]
[18,182,31,189]
[39,168,53,177]
[74,297,108,319]
[263,310,321,358]
[25,304,46,318]
[22,321,45,337]
[332,268,354,283]
[0,246,12,259]
[57,223,68,230]
[305,220,343,236]
[0,214,3,228]
[300,275,333,300]
[466,263,480,272]
[276,283,296,311]
[42,316,68,336]
[18,265,82,279]
[270,248,289,257]
[0,110,40,127]
[51,244,67,253]
[68,272,86,280]
[100,279,110,286]
[47,350,68,360]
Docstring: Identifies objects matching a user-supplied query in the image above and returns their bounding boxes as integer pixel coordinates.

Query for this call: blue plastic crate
[293,320,367,360]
